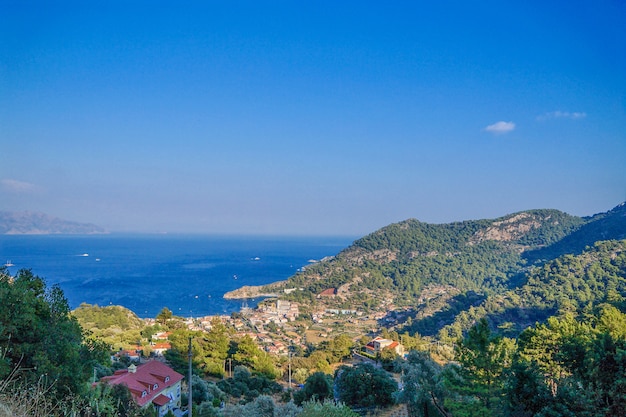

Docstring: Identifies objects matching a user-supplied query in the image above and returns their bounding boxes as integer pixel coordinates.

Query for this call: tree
[156,307,173,326]
[109,383,138,416]
[216,365,282,402]
[293,371,334,405]
[298,400,360,417]
[196,401,221,417]
[190,374,211,405]
[506,309,626,417]
[335,363,397,408]
[199,318,230,376]
[506,360,553,416]
[165,329,200,376]
[233,335,280,379]
[446,318,513,416]
[379,346,399,371]
[397,351,450,417]
[516,313,591,396]
[0,268,105,398]
[322,334,353,362]
[588,332,626,416]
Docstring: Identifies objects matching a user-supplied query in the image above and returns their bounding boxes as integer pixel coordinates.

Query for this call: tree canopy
[0,268,108,398]
[335,362,397,409]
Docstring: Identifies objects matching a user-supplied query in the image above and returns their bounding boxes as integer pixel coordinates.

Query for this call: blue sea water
[0,234,354,318]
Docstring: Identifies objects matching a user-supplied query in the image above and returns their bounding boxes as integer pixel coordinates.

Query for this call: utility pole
[288,344,294,390]
[188,336,193,416]
[288,350,292,390]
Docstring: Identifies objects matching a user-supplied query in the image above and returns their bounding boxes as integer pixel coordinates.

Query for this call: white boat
[4,260,14,267]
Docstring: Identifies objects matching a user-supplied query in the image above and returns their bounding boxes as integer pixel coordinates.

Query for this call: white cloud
[484,121,516,134]
[537,111,587,121]
[1,179,37,193]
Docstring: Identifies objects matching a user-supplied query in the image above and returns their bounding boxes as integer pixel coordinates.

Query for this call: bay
[0,234,354,318]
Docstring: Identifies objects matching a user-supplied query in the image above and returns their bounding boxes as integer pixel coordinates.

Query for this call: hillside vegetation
[72,303,146,348]
[435,239,626,340]
[269,203,626,337]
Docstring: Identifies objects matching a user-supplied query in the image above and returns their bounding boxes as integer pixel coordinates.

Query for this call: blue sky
[1,1,625,235]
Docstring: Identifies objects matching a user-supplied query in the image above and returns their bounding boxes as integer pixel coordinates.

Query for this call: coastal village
[122,290,410,363]
[104,288,413,416]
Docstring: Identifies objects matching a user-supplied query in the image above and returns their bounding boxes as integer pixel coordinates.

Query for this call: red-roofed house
[114,348,141,362]
[318,288,337,298]
[151,342,172,356]
[152,331,172,341]
[365,336,405,356]
[100,361,184,416]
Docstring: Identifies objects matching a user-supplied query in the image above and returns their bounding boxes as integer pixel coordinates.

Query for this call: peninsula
[223,281,285,299]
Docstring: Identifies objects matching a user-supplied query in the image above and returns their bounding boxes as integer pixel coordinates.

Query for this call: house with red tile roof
[364,336,405,356]
[100,361,184,416]
[114,348,142,362]
[151,342,172,356]
[152,331,172,341]
[318,288,337,298]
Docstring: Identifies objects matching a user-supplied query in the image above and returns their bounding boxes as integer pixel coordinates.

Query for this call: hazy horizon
[2,2,625,236]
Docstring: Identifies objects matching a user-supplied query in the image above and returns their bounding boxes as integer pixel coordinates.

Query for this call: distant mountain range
[252,202,626,338]
[0,211,106,235]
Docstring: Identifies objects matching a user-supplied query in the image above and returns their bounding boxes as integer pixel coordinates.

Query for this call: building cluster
[104,294,409,416]
[253,299,300,324]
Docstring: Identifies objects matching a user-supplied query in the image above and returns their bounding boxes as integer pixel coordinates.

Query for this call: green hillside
[72,303,146,348]
[273,203,625,338]
[523,202,626,262]
[435,239,626,340]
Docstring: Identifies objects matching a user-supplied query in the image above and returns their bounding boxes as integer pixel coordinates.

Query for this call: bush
[293,372,334,405]
[335,363,397,408]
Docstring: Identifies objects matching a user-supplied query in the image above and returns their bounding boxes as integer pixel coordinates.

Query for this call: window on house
[142,391,147,398]
[165,376,170,382]
[154,383,158,390]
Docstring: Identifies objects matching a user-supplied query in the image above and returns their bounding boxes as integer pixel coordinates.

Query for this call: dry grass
[0,362,65,417]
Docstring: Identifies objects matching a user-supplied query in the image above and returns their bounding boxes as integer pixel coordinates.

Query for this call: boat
[4,260,14,267]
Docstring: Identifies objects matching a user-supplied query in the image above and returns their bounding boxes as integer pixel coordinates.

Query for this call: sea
[0,234,355,318]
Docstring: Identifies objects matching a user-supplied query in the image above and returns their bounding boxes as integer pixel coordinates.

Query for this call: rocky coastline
[222,280,286,299]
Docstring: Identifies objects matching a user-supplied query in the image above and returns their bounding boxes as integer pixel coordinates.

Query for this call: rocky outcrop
[471,212,544,243]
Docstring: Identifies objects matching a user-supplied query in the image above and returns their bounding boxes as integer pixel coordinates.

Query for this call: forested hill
[274,203,626,336]
[523,202,626,262]
[435,239,626,340]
